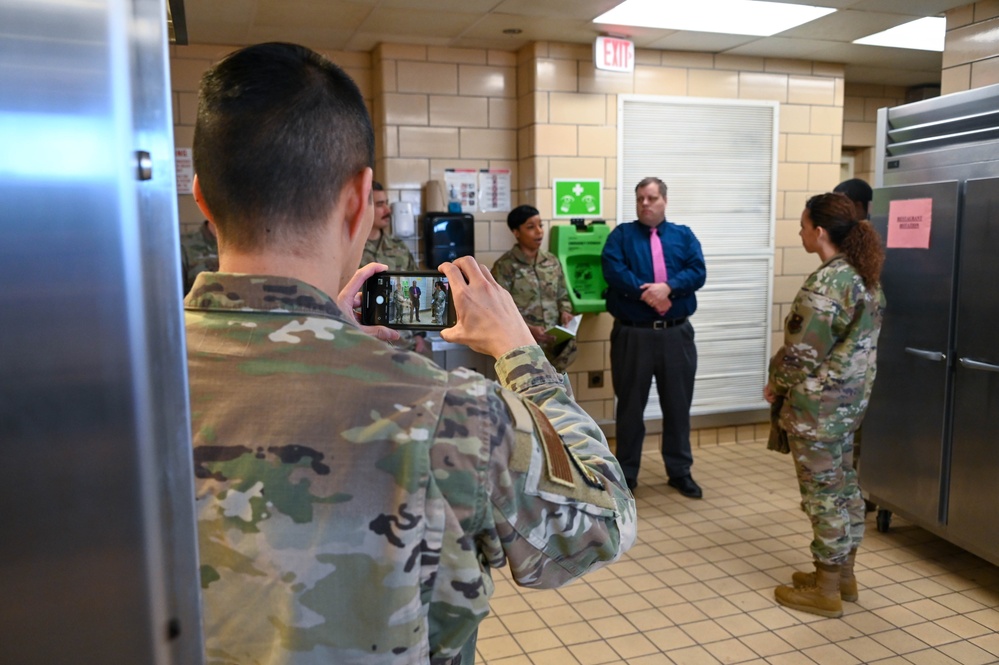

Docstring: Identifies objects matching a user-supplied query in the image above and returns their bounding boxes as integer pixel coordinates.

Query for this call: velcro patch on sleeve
[524,401,575,488]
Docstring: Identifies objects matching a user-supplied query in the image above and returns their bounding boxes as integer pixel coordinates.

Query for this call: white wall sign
[175,147,193,195]
[594,36,634,73]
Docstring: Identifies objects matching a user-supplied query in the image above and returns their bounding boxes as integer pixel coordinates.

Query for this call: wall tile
[716,54,765,71]
[549,42,590,60]
[765,58,813,75]
[971,55,999,87]
[785,133,833,163]
[739,72,788,102]
[774,275,805,303]
[811,62,845,78]
[863,97,897,121]
[397,61,458,94]
[548,156,606,179]
[941,64,972,94]
[843,121,877,147]
[635,49,662,66]
[378,59,397,93]
[460,65,516,97]
[428,46,486,65]
[787,76,836,106]
[460,128,517,159]
[429,95,487,127]
[578,126,617,157]
[634,66,687,96]
[810,105,843,135]
[572,340,608,372]
[579,62,636,94]
[782,246,820,276]
[170,58,210,92]
[384,158,431,190]
[535,58,578,92]
[577,371,614,402]
[843,96,865,121]
[488,50,517,67]
[578,311,615,341]
[535,124,578,156]
[176,91,198,126]
[808,163,841,191]
[380,126,398,158]
[550,92,607,125]
[777,162,809,191]
[489,98,517,129]
[779,104,811,133]
[975,0,999,21]
[384,93,429,125]
[399,127,459,158]
[379,44,427,61]
[662,51,714,69]
[775,217,802,248]
[688,69,739,98]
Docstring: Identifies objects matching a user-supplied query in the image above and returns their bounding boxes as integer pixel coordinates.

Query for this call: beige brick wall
[943,1,999,94]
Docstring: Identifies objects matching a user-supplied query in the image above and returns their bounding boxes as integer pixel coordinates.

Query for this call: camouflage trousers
[788,432,865,565]
[543,338,578,373]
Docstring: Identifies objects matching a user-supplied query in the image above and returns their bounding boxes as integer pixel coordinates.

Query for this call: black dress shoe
[626,477,638,491]
[667,475,702,499]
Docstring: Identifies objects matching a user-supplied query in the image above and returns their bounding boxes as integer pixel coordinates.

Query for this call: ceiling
[181,0,973,87]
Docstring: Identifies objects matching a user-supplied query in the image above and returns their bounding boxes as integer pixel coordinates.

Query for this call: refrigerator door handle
[959,357,999,373]
[905,347,947,362]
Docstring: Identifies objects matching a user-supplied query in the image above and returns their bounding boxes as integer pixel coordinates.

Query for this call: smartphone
[361,271,457,330]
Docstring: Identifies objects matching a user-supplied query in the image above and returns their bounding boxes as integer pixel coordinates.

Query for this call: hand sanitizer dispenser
[392,201,416,237]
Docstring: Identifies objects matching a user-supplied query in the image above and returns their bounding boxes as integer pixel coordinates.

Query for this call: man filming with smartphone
[185,42,635,665]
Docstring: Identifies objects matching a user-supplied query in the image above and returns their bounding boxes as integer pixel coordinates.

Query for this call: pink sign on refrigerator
[886,198,932,249]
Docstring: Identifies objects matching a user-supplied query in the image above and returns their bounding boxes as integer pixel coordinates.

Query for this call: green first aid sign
[553,179,602,218]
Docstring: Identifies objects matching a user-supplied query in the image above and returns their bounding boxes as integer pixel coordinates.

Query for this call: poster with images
[478,169,511,212]
[444,169,478,214]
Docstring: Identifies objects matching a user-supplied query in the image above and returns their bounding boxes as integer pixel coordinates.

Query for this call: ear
[192,175,215,223]
[342,167,374,243]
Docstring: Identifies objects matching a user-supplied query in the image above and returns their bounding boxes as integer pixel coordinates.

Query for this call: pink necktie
[651,226,668,283]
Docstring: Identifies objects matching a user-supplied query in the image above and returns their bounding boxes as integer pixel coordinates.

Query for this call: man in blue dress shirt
[602,177,707,498]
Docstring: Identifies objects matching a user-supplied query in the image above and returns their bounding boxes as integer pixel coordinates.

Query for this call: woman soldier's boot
[774,561,843,618]
[792,548,858,602]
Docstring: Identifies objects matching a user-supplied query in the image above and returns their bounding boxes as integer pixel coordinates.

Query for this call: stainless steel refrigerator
[862,83,999,567]
[0,0,203,662]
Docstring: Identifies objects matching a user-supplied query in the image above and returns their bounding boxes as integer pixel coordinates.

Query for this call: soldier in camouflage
[491,205,577,373]
[362,181,429,354]
[180,219,218,294]
[186,42,636,665]
[765,193,885,619]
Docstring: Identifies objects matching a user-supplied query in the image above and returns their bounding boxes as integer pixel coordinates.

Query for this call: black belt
[619,317,687,329]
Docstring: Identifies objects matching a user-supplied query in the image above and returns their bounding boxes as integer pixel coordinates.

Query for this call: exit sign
[594,36,634,73]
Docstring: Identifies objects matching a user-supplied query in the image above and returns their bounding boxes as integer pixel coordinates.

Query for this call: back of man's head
[833,178,872,218]
[193,42,374,252]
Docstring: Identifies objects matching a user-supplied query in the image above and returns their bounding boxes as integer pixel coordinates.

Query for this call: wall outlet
[588,371,604,389]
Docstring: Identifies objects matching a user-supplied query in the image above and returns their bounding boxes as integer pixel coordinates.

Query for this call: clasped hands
[640,282,672,316]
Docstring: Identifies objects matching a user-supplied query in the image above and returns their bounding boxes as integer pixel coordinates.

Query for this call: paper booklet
[545,314,582,345]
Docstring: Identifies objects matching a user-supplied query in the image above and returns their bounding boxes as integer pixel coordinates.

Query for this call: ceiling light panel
[853,16,946,52]
[593,0,837,37]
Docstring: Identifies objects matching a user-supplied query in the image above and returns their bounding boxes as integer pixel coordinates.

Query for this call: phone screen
[361,271,456,331]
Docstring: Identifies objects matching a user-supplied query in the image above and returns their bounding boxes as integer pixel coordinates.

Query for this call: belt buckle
[652,320,666,329]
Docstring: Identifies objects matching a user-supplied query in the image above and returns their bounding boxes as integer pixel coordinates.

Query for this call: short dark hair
[372,181,384,192]
[833,178,872,204]
[635,177,668,198]
[193,42,374,252]
[507,204,540,231]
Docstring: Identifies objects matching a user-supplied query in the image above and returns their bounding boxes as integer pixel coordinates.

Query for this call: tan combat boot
[775,561,843,618]
[791,548,858,602]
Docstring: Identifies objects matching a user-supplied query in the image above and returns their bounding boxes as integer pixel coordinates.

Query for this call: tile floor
[475,440,999,665]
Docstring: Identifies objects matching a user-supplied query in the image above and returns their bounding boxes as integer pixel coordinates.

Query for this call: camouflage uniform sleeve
[769,274,848,396]
[482,345,637,587]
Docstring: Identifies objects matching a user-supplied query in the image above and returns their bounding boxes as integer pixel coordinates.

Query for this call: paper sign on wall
[444,169,478,213]
[175,147,194,195]
[478,169,511,212]
[886,198,932,249]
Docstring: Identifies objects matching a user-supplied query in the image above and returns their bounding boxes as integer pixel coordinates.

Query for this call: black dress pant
[610,319,697,483]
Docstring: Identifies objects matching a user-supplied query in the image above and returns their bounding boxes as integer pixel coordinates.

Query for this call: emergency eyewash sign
[553,179,603,218]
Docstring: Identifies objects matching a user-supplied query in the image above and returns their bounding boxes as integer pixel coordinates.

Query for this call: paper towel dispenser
[423,212,474,269]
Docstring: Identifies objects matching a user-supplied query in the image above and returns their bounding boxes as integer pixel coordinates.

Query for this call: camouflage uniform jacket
[184,272,637,665]
[362,230,418,272]
[180,221,219,294]
[769,254,885,442]
[491,246,577,372]
[491,245,572,330]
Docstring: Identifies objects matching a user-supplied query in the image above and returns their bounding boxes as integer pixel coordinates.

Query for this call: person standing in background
[765,192,885,618]
[833,178,872,221]
[491,205,578,373]
[601,177,706,497]
[180,219,218,295]
[362,181,428,353]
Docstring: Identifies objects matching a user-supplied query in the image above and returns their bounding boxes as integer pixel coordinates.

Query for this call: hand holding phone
[340,263,401,343]
[361,270,456,331]
[438,257,535,359]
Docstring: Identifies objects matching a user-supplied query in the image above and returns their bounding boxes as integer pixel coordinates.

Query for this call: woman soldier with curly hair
[765,192,886,618]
